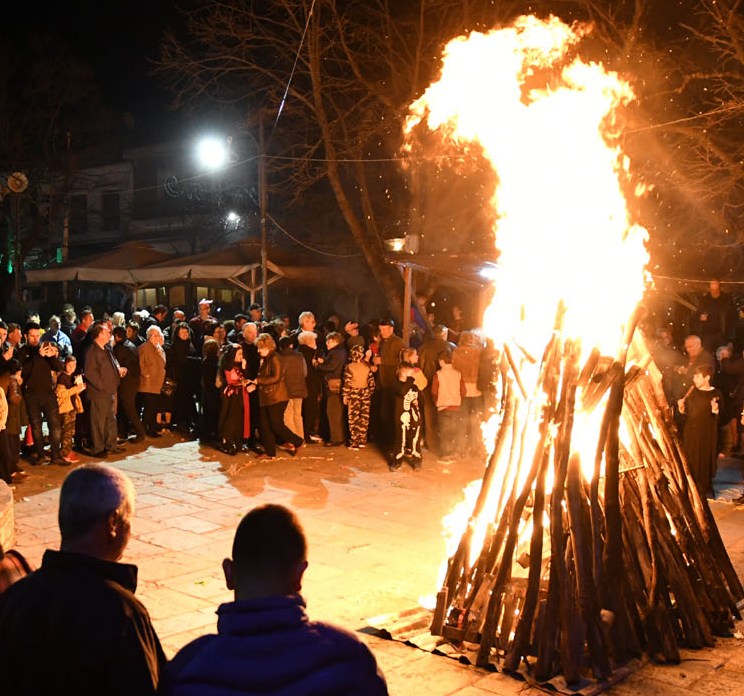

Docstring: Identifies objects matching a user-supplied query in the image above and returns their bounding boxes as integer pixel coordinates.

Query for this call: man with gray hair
[0,463,165,694]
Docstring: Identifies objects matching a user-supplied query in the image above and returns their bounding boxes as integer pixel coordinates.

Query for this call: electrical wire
[269,0,318,143]
[267,212,362,258]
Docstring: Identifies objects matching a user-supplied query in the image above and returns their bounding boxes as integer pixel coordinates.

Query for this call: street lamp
[196,128,268,313]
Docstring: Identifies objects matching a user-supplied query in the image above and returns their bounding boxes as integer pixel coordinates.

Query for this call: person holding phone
[17,323,65,465]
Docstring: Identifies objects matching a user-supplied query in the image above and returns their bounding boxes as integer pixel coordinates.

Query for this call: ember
[404,14,744,689]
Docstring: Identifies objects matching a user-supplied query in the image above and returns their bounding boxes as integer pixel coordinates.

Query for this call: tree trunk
[307,7,404,322]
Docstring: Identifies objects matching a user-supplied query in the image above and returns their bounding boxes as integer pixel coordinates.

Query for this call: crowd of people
[0,297,496,483]
[3,280,743,497]
[649,280,744,501]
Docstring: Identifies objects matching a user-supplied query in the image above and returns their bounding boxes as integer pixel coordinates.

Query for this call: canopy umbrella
[24,242,175,284]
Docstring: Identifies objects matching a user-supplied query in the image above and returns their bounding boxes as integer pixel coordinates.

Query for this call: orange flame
[406,15,650,358]
[406,15,651,588]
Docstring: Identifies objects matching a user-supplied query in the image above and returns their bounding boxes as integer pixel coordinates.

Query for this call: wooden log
[623,388,741,625]
[647,497,714,648]
[503,444,549,672]
[621,390,735,637]
[620,473,681,662]
[435,383,516,625]
[534,340,581,681]
[566,453,612,679]
[503,343,528,400]
[500,330,567,672]
[476,393,555,667]
[580,356,619,412]
[603,362,639,664]
[464,333,561,630]
[577,346,601,389]
[560,535,585,684]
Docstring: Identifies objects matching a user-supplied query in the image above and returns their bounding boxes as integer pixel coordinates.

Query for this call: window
[69,194,88,235]
[102,192,120,231]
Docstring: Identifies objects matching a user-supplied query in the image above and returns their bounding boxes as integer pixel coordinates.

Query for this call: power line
[269,0,318,143]
[267,212,362,258]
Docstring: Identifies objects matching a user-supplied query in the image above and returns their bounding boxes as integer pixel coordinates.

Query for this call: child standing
[677,364,722,497]
[342,344,375,450]
[391,361,422,471]
[55,356,86,464]
[217,344,253,455]
[431,351,466,462]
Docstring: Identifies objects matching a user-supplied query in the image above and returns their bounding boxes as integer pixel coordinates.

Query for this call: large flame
[406,15,651,600]
[406,14,649,357]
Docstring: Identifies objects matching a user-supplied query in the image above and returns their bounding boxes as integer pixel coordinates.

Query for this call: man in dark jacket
[140,304,169,339]
[315,331,348,447]
[84,322,127,457]
[18,322,65,465]
[0,463,166,695]
[371,319,405,452]
[71,308,95,359]
[417,325,455,455]
[278,335,308,439]
[112,326,146,443]
[226,313,249,343]
[160,504,387,696]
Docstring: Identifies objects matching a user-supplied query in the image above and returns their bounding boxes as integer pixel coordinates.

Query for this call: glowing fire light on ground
[403,14,743,689]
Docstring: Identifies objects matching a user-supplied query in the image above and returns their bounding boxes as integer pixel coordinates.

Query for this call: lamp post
[196,127,268,312]
[258,117,268,316]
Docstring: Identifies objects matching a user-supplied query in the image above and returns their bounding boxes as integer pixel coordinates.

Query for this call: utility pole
[258,114,268,315]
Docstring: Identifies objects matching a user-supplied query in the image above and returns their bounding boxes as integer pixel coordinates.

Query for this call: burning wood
[402,15,744,688]
[430,328,743,686]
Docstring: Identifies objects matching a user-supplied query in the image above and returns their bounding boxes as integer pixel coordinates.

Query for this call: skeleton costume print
[391,373,422,469]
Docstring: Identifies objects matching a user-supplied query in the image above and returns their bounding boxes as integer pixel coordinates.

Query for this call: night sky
[1,0,179,141]
[0,1,702,146]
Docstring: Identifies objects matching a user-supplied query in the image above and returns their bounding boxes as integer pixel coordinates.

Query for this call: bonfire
[403,14,744,690]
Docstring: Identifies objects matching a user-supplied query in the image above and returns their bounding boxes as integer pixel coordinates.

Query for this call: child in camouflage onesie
[342,344,375,450]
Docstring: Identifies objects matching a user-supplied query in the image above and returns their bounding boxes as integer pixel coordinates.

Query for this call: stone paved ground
[7,435,744,695]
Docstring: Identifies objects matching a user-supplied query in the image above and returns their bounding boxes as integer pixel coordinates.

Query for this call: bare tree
[567,0,744,276]
[0,31,121,303]
[153,0,534,319]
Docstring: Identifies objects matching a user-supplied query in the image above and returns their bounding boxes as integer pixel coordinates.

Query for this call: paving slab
[6,431,744,695]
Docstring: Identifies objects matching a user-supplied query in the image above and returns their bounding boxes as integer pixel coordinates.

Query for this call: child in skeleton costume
[391,361,422,470]
[342,344,375,450]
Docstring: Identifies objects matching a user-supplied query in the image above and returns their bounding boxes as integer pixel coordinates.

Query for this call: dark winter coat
[160,594,387,696]
[0,549,165,695]
[278,348,308,399]
[256,351,289,406]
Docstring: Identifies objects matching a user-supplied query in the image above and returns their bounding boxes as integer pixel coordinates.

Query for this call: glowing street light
[196,137,229,170]
[195,127,268,312]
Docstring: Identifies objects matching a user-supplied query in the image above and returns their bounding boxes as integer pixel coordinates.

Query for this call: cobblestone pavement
[7,434,744,695]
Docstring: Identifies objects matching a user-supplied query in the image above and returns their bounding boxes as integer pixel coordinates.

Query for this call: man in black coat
[84,322,127,457]
[17,322,65,465]
[0,464,166,694]
[112,326,146,443]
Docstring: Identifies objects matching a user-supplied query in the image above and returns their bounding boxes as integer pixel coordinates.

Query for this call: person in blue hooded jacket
[161,503,388,696]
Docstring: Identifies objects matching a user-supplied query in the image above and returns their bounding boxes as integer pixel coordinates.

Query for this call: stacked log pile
[430,320,743,685]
